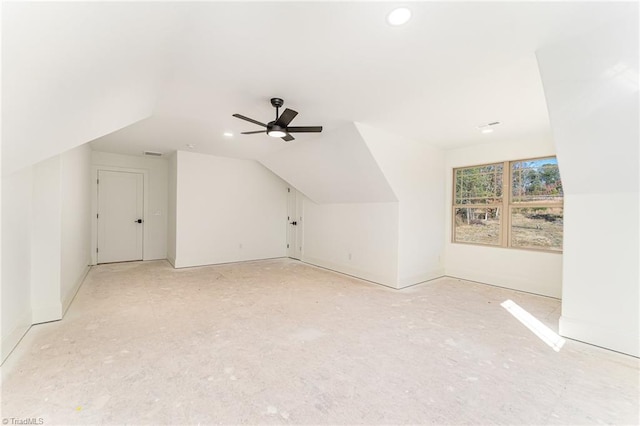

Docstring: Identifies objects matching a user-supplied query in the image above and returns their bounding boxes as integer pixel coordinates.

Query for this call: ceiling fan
[233,98,323,142]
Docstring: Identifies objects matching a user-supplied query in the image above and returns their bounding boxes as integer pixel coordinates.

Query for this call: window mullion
[502,161,510,248]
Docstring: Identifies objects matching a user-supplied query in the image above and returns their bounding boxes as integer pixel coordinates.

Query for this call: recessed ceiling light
[186,144,196,149]
[481,128,494,134]
[387,8,412,26]
[223,132,233,137]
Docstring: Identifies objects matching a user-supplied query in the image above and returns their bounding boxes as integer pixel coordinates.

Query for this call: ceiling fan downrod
[271,97,284,121]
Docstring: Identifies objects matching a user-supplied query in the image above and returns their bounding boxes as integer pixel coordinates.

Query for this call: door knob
[290,221,297,226]
[135,219,143,223]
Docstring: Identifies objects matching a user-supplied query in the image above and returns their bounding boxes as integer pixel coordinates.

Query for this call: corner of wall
[31,304,62,325]
[560,315,639,357]
[61,264,91,316]
[397,267,445,289]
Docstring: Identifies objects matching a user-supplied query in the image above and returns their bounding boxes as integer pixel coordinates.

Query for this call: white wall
[357,123,446,287]
[167,152,177,266]
[174,151,287,268]
[91,151,168,261]
[560,194,638,355]
[60,144,92,312]
[31,157,62,323]
[443,137,563,298]
[259,122,403,288]
[537,15,639,356]
[261,122,445,289]
[301,198,400,287]
[1,168,33,362]
[1,144,92,363]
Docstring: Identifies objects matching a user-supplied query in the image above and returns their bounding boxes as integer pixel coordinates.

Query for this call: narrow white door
[286,187,302,259]
[97,170,144,263]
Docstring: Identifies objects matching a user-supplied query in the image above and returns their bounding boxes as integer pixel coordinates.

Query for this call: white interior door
[287,187,302,259]
[97,170,144,263]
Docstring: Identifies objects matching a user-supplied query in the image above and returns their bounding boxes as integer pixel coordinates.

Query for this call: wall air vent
[143,151,163,157]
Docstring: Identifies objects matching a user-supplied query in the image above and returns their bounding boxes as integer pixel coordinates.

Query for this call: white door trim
[91,165,149,265]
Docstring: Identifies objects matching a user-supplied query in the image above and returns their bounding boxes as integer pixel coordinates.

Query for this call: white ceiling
[3,1,635,163]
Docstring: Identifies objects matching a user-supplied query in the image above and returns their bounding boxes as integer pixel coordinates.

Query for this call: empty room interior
[1,1,639,425]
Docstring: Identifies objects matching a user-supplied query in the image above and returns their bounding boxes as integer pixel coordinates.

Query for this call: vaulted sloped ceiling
[2,2,190,175]
[3,2,635,178]
[260,123,397,204]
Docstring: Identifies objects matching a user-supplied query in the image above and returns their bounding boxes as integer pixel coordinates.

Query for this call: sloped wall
[357,123,446,287]
[259,122,446,289]
[259,123,397,204]
[1,2,188,176]
[537,14,639,356]
[259,123,402,287]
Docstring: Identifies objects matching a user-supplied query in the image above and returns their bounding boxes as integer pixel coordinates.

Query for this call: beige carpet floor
[1,259,638,425]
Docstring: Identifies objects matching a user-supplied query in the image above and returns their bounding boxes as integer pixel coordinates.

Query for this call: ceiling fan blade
[232,113,267,128]
[275,108,298,127]
[241,130,267,135]
[286,126,323,133]
[282,133,295,142]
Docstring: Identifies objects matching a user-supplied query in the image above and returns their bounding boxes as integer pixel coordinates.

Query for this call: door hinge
[288,188,290,193]
[97,178,99,184]
[287,244,289,248]
[96,213,99,219]
[96,247,99,253]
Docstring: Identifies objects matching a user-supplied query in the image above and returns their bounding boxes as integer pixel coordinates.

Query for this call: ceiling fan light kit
[233,98,323,142]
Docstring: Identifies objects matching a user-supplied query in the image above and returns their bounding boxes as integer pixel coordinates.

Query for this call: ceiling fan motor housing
[270,98,284,108]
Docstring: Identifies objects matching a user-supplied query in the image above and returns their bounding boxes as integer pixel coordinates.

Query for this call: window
[453,157,563,252]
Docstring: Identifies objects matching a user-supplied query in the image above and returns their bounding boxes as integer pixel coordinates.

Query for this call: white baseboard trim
[302,256,398,288]
[62,264,91,316]
[560,315,639,358]
[172,256,287,269]
[1,310,32,365]
[31,304,63,324]
[445,267,561,299]
[167,256,176,267]
[398,268,445,288]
